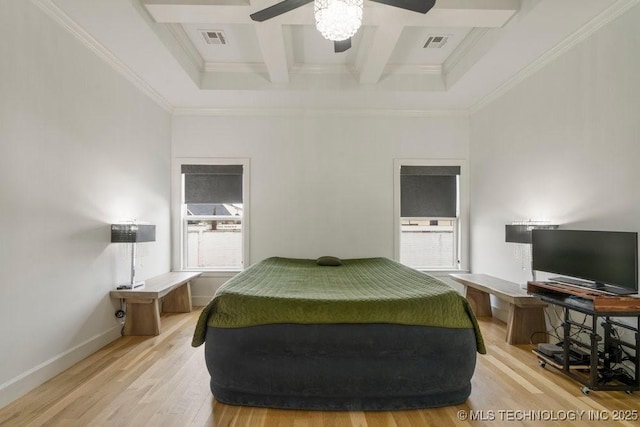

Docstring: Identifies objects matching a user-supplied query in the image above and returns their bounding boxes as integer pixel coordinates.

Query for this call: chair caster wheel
[538,360,546,368]
[581,386,590,395]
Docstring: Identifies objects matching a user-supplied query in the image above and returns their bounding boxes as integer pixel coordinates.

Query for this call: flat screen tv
[531,229,638,295]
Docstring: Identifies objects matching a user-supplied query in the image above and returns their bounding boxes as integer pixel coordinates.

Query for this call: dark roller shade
[182,164,243,204]
[401,166,460,218]
[401,166,460,176]
[181,165,243,175]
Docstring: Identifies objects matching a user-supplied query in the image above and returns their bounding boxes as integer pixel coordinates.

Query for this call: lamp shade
[505,224,558,244]
[505,225,532,244]
[111,224,156,243]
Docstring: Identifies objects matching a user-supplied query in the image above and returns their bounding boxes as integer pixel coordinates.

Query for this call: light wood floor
[1,311,638,427]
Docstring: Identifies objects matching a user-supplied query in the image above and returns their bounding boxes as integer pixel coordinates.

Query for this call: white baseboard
[0,326,121,409]
[192,296,213,307]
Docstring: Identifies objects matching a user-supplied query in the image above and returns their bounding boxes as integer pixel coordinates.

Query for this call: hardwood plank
[1,312,638,427]
[364,411,397,427]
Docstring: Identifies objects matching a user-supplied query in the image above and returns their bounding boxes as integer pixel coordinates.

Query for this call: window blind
[182,165,243,204]
[400,165,460,218]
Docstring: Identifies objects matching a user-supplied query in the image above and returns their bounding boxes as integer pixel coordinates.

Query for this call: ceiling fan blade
[250,0,314,22]
[369,0,436,14]
[334,38,351,53]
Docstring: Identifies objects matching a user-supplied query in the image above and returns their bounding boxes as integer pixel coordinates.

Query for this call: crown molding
[443,28,490,77]
[172,108,469,118]
[203,63,361,76]
[31,0,174,114]
[470,0,640,114]
[383,64,442,75]
[166,23,204,72]
[291,63,354,75]
[203,62,268,74]
[203,63,442,78]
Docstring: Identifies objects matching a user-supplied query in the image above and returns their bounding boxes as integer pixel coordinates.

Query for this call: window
[394,160,468,271]
[175,160,249,271]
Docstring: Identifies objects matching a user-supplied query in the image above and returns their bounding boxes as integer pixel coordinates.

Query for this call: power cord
[115,298,126,336]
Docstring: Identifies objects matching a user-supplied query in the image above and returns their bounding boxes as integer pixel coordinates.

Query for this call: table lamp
[111,223,156,289]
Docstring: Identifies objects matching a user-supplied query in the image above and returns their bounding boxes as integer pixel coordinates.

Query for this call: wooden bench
[450,273,548,345]
[110,271,201,336]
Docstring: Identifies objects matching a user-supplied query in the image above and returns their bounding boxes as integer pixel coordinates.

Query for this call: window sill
[417,269,470,277]
[177,269,242,278]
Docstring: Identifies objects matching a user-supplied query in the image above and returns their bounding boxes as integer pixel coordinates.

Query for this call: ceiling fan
[250,0,436,53]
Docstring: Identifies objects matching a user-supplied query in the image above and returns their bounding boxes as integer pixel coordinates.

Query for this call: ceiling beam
[442,28,494,89]
[254,23,290,83]
[142,0,307,24]
[142,0,518,27]
[359,22,404,84]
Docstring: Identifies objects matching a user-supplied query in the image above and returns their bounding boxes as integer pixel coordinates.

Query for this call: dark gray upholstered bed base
[204,323,477,411]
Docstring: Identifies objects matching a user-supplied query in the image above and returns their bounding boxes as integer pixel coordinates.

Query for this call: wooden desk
[450,273,547,345]
[527,281,640,312]
[110,271,201,336]
[528,281,640,394]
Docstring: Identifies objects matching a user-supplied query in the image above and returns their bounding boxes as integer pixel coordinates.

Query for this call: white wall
[0,0,171,407]
[469,5,640,294]
[173,114,470,299]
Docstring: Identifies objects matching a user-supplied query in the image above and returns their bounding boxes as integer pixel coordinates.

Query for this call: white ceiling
[45,0,635,112]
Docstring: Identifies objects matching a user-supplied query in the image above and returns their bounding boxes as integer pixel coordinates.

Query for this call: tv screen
[531,229,638,295]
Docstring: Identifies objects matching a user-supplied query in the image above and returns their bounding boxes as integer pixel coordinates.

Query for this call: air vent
[200,30,227,45]
[423,35,451,49]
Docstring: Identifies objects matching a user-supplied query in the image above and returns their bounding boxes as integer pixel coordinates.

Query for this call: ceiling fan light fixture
[314,0,363,42]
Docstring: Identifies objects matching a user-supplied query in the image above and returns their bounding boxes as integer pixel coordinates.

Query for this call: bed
[192,257,485,411]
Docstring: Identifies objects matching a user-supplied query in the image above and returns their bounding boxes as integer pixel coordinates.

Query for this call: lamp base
[116,281,146,290]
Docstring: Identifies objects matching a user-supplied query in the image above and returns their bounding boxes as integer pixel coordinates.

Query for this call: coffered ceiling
[43,0,634,112]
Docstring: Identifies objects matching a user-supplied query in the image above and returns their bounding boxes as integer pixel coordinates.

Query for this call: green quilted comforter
[192,257,485,353]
